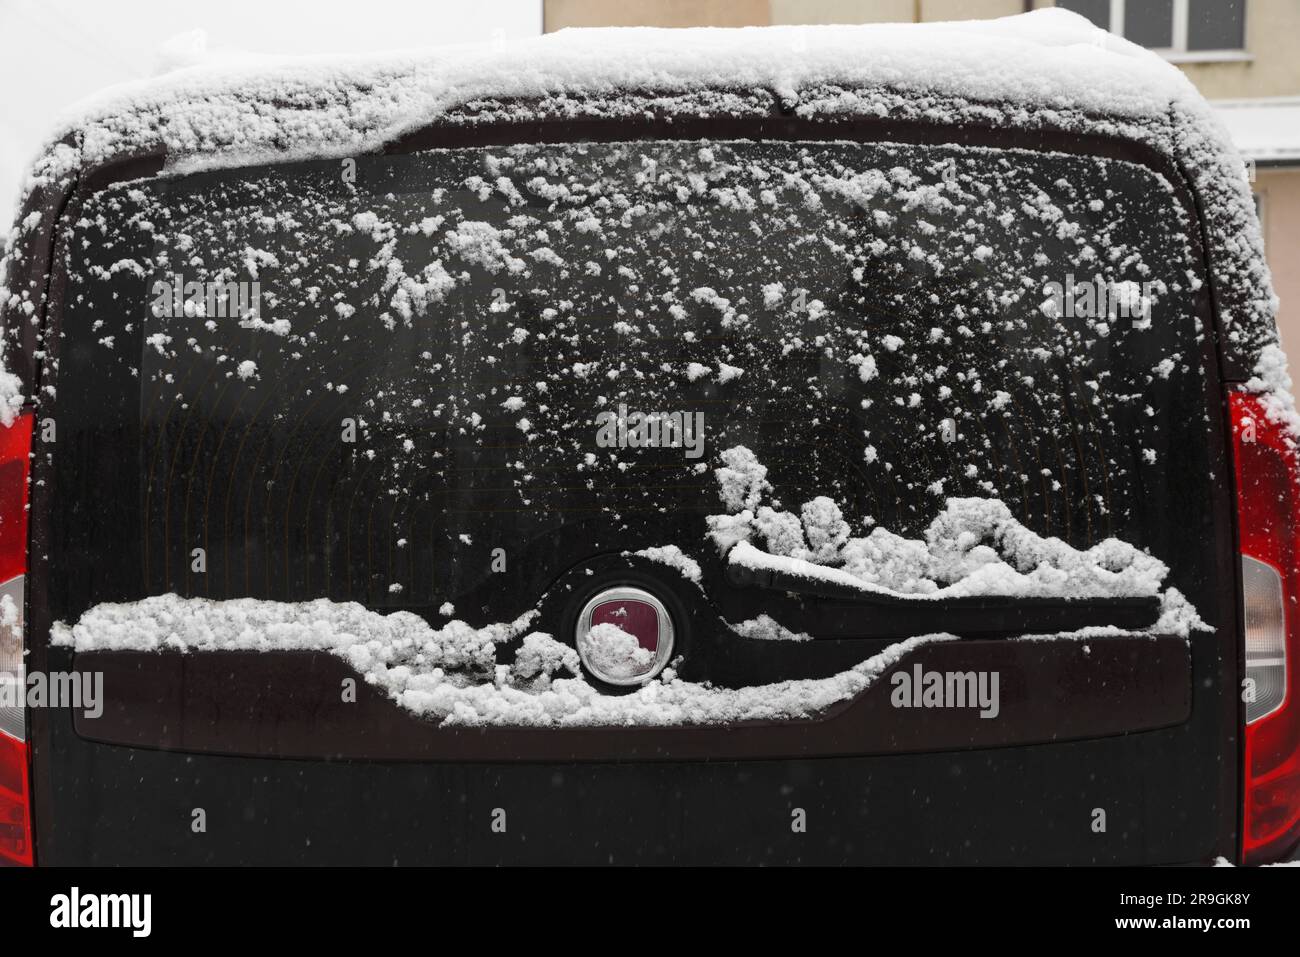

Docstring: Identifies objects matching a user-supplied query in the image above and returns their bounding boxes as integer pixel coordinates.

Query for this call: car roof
[31,9,1193,183]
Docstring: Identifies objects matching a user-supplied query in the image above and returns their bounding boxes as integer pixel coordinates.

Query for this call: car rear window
[48,138,1220,623]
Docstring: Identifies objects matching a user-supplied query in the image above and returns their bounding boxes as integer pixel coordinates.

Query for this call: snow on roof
[24,9,1198,188]
[1213,97,1300,164]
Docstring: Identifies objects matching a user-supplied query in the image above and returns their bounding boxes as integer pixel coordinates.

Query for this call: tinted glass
[50,139,1216,625]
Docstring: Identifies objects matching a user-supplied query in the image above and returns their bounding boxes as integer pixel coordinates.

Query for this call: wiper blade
[724,558,1161,637]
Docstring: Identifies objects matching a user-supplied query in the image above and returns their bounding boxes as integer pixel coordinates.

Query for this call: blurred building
[544,0,1300,354]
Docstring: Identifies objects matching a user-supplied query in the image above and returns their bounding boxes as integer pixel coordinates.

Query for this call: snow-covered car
[0,9,1296,865]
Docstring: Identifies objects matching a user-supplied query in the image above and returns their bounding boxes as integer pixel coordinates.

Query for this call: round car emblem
[575,587,675,686]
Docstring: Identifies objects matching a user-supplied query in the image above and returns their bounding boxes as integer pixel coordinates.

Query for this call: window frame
[1069,0,1251,63]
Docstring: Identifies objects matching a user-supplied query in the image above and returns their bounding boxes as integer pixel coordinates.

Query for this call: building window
[1058,0,1247,57]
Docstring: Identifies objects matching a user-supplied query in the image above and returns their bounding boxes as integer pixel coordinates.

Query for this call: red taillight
[0,734,32,866]
[1231,393,1300,864]
[0,410,32,867]
[0,411,32,583]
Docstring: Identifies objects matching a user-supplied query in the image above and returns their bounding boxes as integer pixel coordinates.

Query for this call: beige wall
[769,0,1024,23]
[768,0,912,22]
[545,0,768,30]
[544,0,1029,29]
[1257,167,1300,352]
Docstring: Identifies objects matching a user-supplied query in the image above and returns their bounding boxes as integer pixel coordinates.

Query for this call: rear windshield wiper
[724,558,1162,637]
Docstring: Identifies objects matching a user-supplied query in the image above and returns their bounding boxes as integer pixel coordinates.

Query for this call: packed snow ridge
[708,445,1203,627]
[51,596,945,727]
[627,545,702,584]
[23,9,1194,189]
[1245,343,1300,445]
